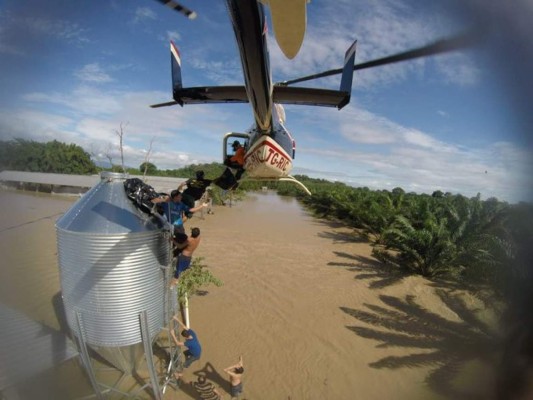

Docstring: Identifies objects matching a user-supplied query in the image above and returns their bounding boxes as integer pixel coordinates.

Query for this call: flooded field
[0,189,497,399]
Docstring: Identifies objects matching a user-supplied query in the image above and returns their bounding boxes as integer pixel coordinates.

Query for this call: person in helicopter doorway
[178,170,213,210]
[227,140,245,181]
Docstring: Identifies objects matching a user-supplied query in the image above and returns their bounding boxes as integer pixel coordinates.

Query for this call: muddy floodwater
[0,189,497,399]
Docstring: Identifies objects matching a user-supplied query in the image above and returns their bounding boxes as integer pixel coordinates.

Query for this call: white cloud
[2,84,241,170]
[434,52,481,86]
[133,7,157,23]
[402,129,452,151]
[74,63,113,83]
[165,30,181,43]
[297,130,532,202]
[22,16,88,44]
[0,11,89,56]
[23,86,122,116]
[0,109,77,143]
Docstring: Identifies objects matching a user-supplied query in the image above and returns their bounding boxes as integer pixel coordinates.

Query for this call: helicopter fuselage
[225,0,296,178]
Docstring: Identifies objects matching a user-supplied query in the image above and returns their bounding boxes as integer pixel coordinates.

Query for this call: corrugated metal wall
[56,172,171,348]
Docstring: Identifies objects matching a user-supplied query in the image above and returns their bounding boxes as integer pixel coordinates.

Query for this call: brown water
[0,189,496,400]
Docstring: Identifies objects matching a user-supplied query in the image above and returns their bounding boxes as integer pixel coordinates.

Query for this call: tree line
[0,139,97,174]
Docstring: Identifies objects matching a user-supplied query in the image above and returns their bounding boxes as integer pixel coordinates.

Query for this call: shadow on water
[191,362,228,395]
[329,251,409,289]
[317,230,368,243]
[341,290,499,399]
[428,279,497,310]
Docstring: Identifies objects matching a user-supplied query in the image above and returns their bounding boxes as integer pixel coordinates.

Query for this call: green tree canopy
[0,138,97,174]
[139,162,157,175]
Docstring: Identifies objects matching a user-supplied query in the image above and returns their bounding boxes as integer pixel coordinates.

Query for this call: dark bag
[124,178,159,213]
[213,168,237,190]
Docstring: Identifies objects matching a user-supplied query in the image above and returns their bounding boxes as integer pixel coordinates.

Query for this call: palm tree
[373,213,457,277]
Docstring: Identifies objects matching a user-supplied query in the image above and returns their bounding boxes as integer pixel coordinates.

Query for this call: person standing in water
[223,355,244,399]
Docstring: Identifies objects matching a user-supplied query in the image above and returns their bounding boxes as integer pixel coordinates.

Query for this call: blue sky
[1,0,532,203]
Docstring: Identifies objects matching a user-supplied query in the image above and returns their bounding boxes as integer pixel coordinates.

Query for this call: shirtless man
[171,227,201,286]
[223,355,244,399]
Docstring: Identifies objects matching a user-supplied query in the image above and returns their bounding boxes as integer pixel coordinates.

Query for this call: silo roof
[56,173,165,234]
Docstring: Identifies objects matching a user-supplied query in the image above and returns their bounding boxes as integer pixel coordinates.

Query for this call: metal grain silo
[55,172,174,388]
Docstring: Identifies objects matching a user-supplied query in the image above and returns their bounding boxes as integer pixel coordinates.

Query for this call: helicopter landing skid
[239,175,311,195]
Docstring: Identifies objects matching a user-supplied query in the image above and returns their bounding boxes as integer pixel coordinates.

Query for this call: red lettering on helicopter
[267,151,289,171]
[245,148,264,171]
[263,148,275,163]
[244,139,291,173]
[272,153,289,171]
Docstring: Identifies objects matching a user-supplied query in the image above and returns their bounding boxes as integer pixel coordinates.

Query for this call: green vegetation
[176,257,223,302]
[262,177,531,299]
[0,138,97,174]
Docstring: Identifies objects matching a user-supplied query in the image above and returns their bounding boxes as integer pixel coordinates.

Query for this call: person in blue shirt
[171,315,202,375]
[152,190,207,235]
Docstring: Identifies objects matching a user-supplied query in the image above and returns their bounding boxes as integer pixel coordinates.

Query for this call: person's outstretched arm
[170,328,184,347]
[189,203,208,213]
[151,194,170,204]
[173,315,189,330]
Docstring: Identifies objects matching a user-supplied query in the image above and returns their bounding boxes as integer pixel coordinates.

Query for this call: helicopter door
[223,132,249,165]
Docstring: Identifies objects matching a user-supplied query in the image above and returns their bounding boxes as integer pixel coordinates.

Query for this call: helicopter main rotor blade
[265,0,308,59]
[156,0,197,19]
[276,29,481,86]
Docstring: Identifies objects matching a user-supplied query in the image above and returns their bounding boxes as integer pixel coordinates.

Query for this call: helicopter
[151,0,479,194]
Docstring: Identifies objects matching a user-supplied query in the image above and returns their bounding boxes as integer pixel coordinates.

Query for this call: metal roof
[56,172,165,233]
[0,170,186,193]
